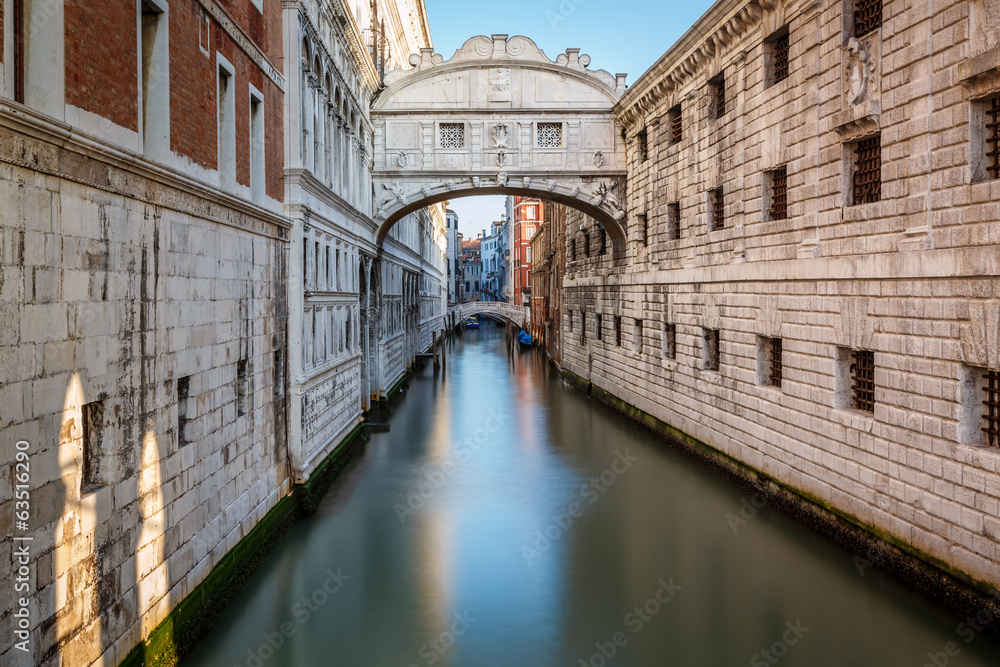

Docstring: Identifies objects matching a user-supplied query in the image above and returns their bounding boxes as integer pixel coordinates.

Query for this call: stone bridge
[371,34,629,253]
[449,301,530,329]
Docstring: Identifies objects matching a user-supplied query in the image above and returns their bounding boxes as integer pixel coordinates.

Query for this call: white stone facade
[560,0,1000,596]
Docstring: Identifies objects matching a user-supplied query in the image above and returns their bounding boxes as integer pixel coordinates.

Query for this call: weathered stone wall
[560,0,1000,595]
[0,113,291,666]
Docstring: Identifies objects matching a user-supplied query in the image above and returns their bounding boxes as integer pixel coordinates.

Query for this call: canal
[185,323,1000,667]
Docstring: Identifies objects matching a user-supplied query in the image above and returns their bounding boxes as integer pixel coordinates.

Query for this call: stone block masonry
[559,0,1000,598]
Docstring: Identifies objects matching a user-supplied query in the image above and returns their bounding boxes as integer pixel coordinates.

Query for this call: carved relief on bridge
[370,35,629,243]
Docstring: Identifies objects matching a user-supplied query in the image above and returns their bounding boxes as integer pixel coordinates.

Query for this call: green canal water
[183,322,1000,667]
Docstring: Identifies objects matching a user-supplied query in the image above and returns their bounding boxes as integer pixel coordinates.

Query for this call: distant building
[446,209,462,303]
[508,197,542,306]
[530,202,566,363]
[461,236,483,301]
[481,216,510,301]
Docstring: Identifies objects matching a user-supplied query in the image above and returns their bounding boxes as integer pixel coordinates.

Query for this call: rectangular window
[634,319,643,354]
[82,400,111,492]
[703,328,720,371]
[237,359,249,416]
[13,0,25,104]
[768,167,788,221]
[599,229,607,254]
[668,202,681,240]
[140,0,169,160]
[669,105,682,144]
[756,337,783,388]
[580,311,586,344]
[596,314,603,341]
[568,310,574,332]
[709,73,726,120]
[177,375,193,445]
[637,128,648,163]
[767,27,790,86]
[572,237,577,261]
[614,316,622,348]
[582,231,590,258]
[273,350,284,398]
[315,242,320,287]
[217,59,236,192]
[854,0,882,37]
[325,246,331,290]
[851,135,881,205]
[975,96,1000,182]
[962,367,1000,447]
[638,214,649,246]
[710,187,725,231]
[537,122,563,148]
[439,123,465,148]
[850,349,875,412]
[250,89,265,203]
[663,322,677,360]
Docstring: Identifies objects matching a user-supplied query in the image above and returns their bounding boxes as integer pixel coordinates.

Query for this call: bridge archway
[371,34,629,255]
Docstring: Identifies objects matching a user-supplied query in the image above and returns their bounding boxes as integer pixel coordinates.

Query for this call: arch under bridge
[449,302,531,329]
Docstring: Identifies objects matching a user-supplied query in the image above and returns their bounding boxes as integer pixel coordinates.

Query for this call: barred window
[439,123,465,148]
[769,167,788,221]
[596,314,603,341]
[852,135,881,205]
[854,0,882,37]
[850,349,875,413]
[984,370,1000,447]
[537,122,562,148]
[985,97,1000,180]
[580,311,587,344]
[710,74,726,120]
[711,187,725,231]
[768,338,783,388]
[582,231,590,257]
[669,105,682,144]
[668,202,681,240]
[638,214,649,246]
[599,229,607,254]
[637,128,649,162]
[634,319,643,354]
[614,316,622,347]
[772,31,790,84]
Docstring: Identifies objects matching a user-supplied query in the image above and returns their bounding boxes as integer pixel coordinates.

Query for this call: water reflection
[184,322,1000,667]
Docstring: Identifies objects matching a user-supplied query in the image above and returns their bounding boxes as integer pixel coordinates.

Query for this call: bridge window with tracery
[537,123,563,148]
[439,123,465,149]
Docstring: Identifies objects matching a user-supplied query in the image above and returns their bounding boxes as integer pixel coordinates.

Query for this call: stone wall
[560,0,1000,595]
[0,109,291,667]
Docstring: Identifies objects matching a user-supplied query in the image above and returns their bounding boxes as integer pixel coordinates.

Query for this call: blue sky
[423,0,717,237]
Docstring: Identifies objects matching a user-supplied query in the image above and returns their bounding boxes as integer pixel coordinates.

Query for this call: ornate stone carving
[846,37,878,107]
[421,186,432,198]
[522,177,532,188]
[445,180,457,191]
[471,176,481,188]
[493,123,511,148]
[594,151,604,168]
[496,173,508,188]
[592,181,621,208]
[396,151,408,168]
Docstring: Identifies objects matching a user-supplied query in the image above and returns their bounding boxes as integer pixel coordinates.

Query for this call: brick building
[530,201,566,363]
[560,0,1000,598]
[508,196,542,307]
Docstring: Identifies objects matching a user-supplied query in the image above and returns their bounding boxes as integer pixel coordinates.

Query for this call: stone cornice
[284,169,379,233]
[199,0,285,90]
[322,0,381,93]
[0,103,292,238]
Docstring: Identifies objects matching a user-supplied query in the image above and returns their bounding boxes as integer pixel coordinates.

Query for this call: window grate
[984,370,1000,447]
[704,329,720,371]
[770,167,788,220]
[596,314,603,341]
[638,214,649,246]
[14,0,25,104]
[773,32,790,84]
[769,338,783,388]
[711,188,725,231]
[580,312,586,344]
[711,75,726,119]
[853,135,881,205]
[637,129,649,162]
[854,0,882,37]
[850,350,875,412]
[670,105,682,144]
[986,98,1000,180]
[615,316,622,347]
[668,202,681,240]
[583,231,590,257]
[537,122,562,148]
[599,229,607,254]
[439,123,465,148]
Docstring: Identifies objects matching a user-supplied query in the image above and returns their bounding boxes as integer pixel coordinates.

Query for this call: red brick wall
[169,1,283,201]
[65,0,139,131]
